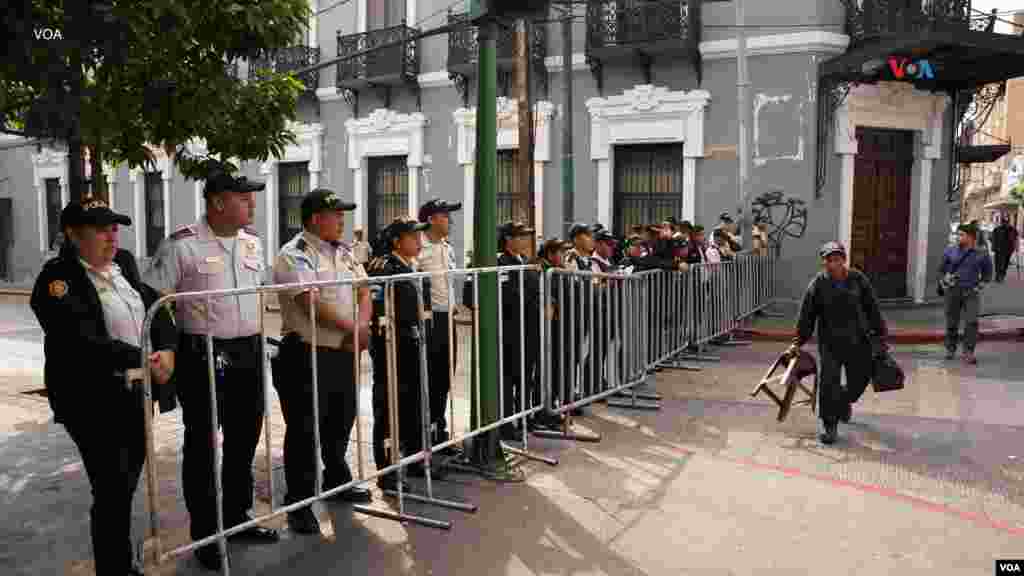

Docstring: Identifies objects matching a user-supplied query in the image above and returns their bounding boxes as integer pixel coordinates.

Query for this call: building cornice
[699,31,849,60]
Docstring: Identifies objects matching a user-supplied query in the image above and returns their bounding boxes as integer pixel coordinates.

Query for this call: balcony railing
[841,0,973,44]
[447,11,548,76]
[336,24,419,89]
[250,45,321,90]
[586,0,696,58]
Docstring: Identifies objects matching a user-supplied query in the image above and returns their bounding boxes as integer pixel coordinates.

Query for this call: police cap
[301,188,356,221]
[418,198,462,222]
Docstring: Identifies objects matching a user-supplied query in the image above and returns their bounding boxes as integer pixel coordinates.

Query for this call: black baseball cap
[595,229,617,243]
[568,222,597,239]
[540,237,572,255]
[499,221,535,241]
[203,170,265,196]
[66,198,132,227]
[301,188,356,221]
[384,218,430,246]
[819,241,846,258]
[719,212,734,223]
[418,198,462,222]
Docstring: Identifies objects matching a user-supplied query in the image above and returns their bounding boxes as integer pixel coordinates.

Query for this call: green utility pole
[470,0,501,466]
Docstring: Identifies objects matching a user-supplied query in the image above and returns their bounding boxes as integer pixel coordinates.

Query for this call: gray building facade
[1,0,987,302]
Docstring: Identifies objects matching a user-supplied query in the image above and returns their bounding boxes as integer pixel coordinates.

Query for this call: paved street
[0,294,1022,575]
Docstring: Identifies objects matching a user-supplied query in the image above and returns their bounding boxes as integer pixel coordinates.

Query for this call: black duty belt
[181,333,259,355]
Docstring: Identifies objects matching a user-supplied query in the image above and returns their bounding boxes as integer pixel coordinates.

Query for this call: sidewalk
[2,339,1022,575]
[740,275,1024,343]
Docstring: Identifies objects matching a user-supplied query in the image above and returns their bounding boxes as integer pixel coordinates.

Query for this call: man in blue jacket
[938,222,992,364]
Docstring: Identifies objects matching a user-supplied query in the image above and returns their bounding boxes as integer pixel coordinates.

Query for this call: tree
[2,0,312,201]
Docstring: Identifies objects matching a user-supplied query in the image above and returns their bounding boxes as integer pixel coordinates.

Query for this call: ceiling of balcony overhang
[820,29,1024,91]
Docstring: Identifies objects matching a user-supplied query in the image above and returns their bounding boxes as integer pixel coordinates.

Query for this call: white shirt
[142,216,265,339]
[81,259,146,348]
[418,235,458,311]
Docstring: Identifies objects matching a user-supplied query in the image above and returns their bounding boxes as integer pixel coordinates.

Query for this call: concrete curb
[735,327,1024,344]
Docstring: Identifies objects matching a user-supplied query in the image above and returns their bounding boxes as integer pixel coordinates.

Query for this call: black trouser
[370,330,424,473]
[817,341,873,426]
[272,335,357,506]
[177,334,264,542]
[501,321,523,424]
[427,311,455,438]
[994,250,1010,280]
[63,385,146,575]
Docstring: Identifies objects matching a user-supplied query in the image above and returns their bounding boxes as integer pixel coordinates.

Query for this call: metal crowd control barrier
[133,264,559,574]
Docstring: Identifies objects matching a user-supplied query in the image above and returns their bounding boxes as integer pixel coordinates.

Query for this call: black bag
[852,277,905,393]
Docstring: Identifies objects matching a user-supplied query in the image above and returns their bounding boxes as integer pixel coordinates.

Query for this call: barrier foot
[657,360,703,371]
[501,442,559,466]
[351,504,451,530]
[612,390,663,401]
[530,426,602,443]
[606,399,661,410]
[712,333,753,347]
[382,490,478,513]
[674,349,721,362]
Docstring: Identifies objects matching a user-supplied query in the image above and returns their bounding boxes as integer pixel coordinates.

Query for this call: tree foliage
[2,0,312,180]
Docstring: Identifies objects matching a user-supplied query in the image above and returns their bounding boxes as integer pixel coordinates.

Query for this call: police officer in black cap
[497,221,539,439]
[367,217,431,490]
[271,189,373,536]
[417,199,463,448]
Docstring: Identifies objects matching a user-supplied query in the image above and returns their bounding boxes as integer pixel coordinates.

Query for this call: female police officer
[367,217,430,491]
[31,198,178,575]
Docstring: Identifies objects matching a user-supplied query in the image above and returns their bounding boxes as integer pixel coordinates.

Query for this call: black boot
[819,421,838,445]
[839,403,851,424]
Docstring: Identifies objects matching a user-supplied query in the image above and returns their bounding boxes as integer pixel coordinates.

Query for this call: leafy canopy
[2,0,312,179]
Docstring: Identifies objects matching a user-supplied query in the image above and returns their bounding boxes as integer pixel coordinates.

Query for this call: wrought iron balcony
[250,45,321,90]
[336,24,419,89]
[585,0,698,62]
[446,11,548,77]
[841,0,973,46]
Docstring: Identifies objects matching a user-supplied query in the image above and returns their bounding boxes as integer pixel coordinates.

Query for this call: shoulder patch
[169,225,197,241]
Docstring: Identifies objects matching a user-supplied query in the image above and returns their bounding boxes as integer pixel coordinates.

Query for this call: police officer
[143,167,277,570]
[565,223,600,407]
[788,242,886,445]
[367,218,431,491]
[32,198,178,575]
[417,199,463,448]
[497,221,538,439]
[272,189,373,535]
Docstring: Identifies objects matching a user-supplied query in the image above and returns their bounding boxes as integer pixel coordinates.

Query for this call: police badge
[48,279,68,299]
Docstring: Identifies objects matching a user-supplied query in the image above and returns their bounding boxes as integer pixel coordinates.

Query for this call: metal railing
[130,252,775,573]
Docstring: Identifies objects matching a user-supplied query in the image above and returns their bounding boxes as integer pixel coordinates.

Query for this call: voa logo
[997,560,1023,574]
[34,28,63,40]
[887,57,935,80]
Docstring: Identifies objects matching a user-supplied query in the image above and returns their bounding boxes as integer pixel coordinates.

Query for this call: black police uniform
[368,252,427,485]
[497,250,541,435]
[31,240,177,575]
[794,267,885,437]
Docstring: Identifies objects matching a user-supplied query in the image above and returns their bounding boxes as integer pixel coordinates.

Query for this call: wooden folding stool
[750,350,817,422]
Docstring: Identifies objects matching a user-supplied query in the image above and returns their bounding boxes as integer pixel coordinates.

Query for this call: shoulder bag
[853,276,905,393]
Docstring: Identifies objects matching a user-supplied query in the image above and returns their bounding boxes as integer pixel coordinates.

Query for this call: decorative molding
[357,0,414,33]
[345,109,427,229]
[418,71,453,88]
[31,147,68,254]
[259,121,324,263]
[316,87,343,102]
[834,81,950,302]
[452,99,556,165]
[544,53,589,72]
[586,85,710,227]
[699,31,849,60]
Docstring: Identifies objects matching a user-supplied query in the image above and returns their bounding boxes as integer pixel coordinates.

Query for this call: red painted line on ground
[669,446,1024,537]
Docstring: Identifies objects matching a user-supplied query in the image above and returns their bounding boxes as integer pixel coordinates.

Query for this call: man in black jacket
[497,221,538,440]
[787,242,886,445]
[32,199,178,575]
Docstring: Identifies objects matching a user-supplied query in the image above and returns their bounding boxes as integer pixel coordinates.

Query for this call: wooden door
[851,127,914,299]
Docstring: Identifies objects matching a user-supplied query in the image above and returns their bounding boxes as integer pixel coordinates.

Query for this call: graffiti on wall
[750,190,808,257]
